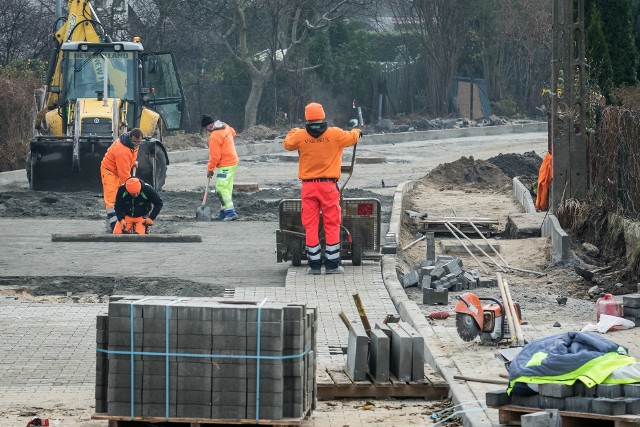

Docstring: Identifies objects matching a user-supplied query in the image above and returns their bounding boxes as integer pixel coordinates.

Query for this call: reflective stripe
[106,208,117,224]
[325,242,340,260]
[306,244,321,261]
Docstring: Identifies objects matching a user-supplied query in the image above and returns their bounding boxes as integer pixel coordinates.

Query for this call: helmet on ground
[125,178,141,194]
[305,103,325,121]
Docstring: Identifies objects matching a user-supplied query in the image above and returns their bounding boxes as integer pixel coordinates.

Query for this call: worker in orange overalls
[201,114,239,221]
[283,102,362,274]
[113,177,163,234]
[100,128,142,231]
[536,151,553,211]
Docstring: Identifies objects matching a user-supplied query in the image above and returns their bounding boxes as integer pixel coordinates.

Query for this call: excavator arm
[37,0,105,129]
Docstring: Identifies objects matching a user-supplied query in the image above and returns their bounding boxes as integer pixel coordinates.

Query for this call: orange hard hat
[305,102,325,121]
[125,178,141,194]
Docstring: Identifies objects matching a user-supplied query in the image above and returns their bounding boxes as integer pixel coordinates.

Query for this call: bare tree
[190,0,369,129]
[0,0,51,65]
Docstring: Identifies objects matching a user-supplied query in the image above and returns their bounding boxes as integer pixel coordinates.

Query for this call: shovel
[196,176,212,221]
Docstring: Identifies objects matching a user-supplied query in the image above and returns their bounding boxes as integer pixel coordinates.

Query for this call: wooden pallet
[490,405,640,427]
[316,364,449,400]
[92,413,305,426]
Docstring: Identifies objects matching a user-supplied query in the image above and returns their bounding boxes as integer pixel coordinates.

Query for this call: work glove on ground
[207,170,214,178]
[142,218,154,226]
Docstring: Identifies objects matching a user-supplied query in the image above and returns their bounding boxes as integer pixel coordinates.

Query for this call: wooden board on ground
[316,365,449,400]
[52,234,202,243]
[490,404,640,427]
[92,413,304,426]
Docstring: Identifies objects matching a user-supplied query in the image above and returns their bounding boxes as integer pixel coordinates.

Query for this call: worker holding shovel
[113,177,163,234]
[201,114,239,221]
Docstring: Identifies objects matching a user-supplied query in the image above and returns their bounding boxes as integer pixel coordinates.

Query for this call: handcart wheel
[291,239,302,267]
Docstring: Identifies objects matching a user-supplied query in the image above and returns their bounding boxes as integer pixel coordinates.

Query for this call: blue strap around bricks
[95,297,311,423]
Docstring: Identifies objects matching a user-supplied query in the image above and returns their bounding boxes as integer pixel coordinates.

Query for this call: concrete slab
[505,212,546,238]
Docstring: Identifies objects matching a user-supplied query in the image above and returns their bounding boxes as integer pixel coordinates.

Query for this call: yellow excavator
[28,0,185,191]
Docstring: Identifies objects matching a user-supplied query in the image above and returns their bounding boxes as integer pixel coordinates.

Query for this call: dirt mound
[487,151,542,179]
[162,133,207,151]
[239,125,281,141]
[423,156,511,191]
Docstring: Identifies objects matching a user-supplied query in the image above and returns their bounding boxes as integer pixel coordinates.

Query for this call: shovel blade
[196,205,212,221]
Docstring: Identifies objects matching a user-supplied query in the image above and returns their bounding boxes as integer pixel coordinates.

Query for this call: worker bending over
[283,102,362,274]
[113,177,163,234]
[100,128,142,231]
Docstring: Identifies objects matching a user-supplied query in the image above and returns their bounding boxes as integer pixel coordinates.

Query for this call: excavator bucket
[29,136,111,192]
[28,138,168,193]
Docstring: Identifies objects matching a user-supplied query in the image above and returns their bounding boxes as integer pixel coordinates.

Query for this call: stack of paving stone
[401,253,498,305]
[95,296,316,421]
[487,382,640,415]
[345,320,424,383]
[623,294,640,326]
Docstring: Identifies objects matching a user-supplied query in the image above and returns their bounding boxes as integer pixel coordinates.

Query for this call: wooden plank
[93,413,303,426]
[316,367,334,386]
[492,405,640,427]
[327,368,353,386]
[52,233,202,243]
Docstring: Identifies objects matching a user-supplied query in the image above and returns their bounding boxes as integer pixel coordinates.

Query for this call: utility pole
[550,0,588,211]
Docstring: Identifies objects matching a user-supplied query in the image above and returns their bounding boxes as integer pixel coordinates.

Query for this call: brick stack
[95,296,316,421]
[487,382,640,415]
[623,294,640,326]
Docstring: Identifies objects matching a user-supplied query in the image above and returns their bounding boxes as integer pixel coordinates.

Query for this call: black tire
[291,239,302,267]
[138,140,168,191]
[351,232,363,266]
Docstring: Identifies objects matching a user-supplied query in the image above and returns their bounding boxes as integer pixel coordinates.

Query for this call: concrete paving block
[369,329,390,383]
[511,394,539,408]
[246,405,283,421]
[430,265,447,279]
[247,378,284,393]
[176,390,212,405]
[574,381,597,397]
[521,411,555,427]
[420,259,434,268]
[419,274,432,290]
[623,397,640,414]
[108,402,142,417]
[564,396,591,413]
[624,383,640,397]
[485,390,510,407]
[141,403,177,418]
[622,293,640,308]
[478,277,497,288]
[538,383,574,398]
[374,321,392,338]
[211,405,246,419]
[346,321,369,381]
[591,397,626,415]
[142,388,177,404]
[538,395,565,410]
[107,386,142,402]
[444,260,463,276]
[425,232,436,261]
[402,270,419,288]
[597,383,622,398]
[212,391,249,406]
[387,323,412,382]
[423,288,448,305]
[176,404,212,419]
[142,374,178,390]
[176,376,211,391]
[398,321,424,381]
[623,306,640,318]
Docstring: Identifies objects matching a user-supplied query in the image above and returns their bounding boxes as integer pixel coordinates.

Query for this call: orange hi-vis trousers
[113,215,146,235]
[301,181,341,247]
[536,152,553,211]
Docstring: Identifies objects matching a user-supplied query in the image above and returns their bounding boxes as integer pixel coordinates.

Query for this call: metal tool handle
[201,176,211,207]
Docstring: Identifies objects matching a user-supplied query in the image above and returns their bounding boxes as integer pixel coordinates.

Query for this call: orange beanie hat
[125,178,142,194]
[305,102,325,121]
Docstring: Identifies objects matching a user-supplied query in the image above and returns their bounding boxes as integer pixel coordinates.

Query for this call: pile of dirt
[238,125,282,141]
[487,151,542,179]
[423,156,511,191]
[162,133,207,151]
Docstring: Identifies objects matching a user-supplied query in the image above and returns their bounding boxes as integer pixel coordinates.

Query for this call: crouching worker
[113,177,163,234]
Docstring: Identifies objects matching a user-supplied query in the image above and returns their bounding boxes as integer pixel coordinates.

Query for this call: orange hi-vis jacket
[536,152,553,211]
[207,122,238,172]
[283,127,360,180]
[101,139,138,183]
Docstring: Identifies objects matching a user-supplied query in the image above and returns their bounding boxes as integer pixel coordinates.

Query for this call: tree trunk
[244,75,266,129]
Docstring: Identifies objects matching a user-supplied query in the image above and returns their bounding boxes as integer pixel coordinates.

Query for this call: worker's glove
[134,161,139,168]
[120,219,127,230]
[207,170,214,178]
[142,218,154,226]
[358,130,363,137]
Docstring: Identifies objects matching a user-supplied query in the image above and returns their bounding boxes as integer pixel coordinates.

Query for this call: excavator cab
[28,39,185,192]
